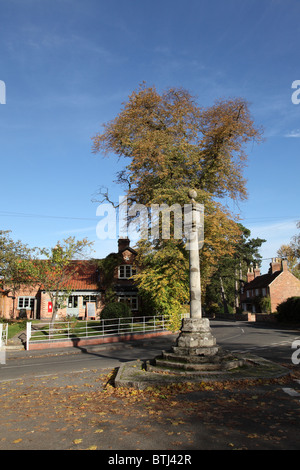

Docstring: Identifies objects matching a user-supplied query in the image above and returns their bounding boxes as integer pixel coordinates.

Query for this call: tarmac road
[212,320,300,364]
[1,320,300,381]
[0,335,179,382]
[1,321,300,452]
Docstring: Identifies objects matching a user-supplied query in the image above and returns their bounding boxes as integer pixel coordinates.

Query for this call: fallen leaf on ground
[73,439,82,444]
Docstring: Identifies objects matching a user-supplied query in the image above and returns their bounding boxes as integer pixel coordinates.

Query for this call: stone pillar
[188,189,202,319]
[174,190,218,357]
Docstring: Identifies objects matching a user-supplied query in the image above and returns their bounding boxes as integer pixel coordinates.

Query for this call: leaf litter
[0,366,299,450]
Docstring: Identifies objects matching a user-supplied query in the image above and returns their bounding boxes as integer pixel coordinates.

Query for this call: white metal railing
[26,314,187,349]
[0,323,8,348]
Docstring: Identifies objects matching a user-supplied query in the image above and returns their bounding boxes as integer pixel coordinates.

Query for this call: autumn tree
[0,231,35,316]
[205,224,266,315]
[92,84,263,324]
[19,237,94,325]
[0,230,33,279]
[134,239,190,330]
[92,84,262,204]
[277,221,300,279]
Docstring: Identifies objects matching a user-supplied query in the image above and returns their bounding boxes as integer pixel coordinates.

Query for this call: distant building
[240,258,300,313]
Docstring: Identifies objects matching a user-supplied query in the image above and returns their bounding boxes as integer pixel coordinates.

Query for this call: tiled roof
[61,261,100,290]
[244,271,281,289]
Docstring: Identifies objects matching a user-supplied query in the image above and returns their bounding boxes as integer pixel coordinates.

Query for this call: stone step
[172,346,219,356]
[155,357,244,372]
[146,362,228,376]
[162,350,223,364]
[155,358,220,371]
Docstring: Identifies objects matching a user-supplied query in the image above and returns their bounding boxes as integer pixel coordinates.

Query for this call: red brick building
[241,258,300,313]
[0,238,139,320]
[113,238,139,313]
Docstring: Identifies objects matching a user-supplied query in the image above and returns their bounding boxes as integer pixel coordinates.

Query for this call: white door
[66,295,79,317]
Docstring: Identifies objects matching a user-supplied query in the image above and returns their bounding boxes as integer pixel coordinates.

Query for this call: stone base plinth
[147,317,247,374]
[153,349,245,372]
[174,317,218,356]
[114,318,290,389]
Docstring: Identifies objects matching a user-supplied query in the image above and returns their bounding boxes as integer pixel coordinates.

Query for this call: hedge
[276,297,300,322]
[101,302,132,319]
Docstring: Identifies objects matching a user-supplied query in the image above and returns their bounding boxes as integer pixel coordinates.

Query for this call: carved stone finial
[188,189,197,200]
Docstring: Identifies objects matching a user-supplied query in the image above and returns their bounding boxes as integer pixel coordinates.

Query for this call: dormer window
[118,265,136,279]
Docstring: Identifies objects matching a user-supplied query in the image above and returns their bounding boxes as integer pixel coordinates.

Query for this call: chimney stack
[118,238,130,253]
[253,264,261,278]
[281,259,288,271]
[269,257,282,274]
[247,266,255,283]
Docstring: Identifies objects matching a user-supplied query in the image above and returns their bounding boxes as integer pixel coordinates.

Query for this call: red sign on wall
[48,302,53,313]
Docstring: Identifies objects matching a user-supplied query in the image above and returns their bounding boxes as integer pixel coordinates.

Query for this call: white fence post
[0,323,8,348]
[26,321,31,350]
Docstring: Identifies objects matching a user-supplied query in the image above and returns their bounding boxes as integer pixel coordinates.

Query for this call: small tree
[0,231,35,316]
[19,237,94,325]
[278,221,300,279]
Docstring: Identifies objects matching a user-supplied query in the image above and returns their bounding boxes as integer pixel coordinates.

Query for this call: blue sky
[0,0,299,273]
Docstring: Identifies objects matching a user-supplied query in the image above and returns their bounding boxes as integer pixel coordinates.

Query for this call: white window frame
[67,295,78,308]
[118,265,136,279]
[118,295,138,311]
[18,296,35,310]
[82,295,97,306]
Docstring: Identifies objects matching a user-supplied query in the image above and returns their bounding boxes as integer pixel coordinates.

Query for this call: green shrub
[276,297,300,322]
[101,302,132,319]
[259,296,271,314]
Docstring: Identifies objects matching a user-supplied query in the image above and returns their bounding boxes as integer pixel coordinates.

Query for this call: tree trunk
[49,295,58,339]
[234,267,239,312]
[220,276,228,314]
